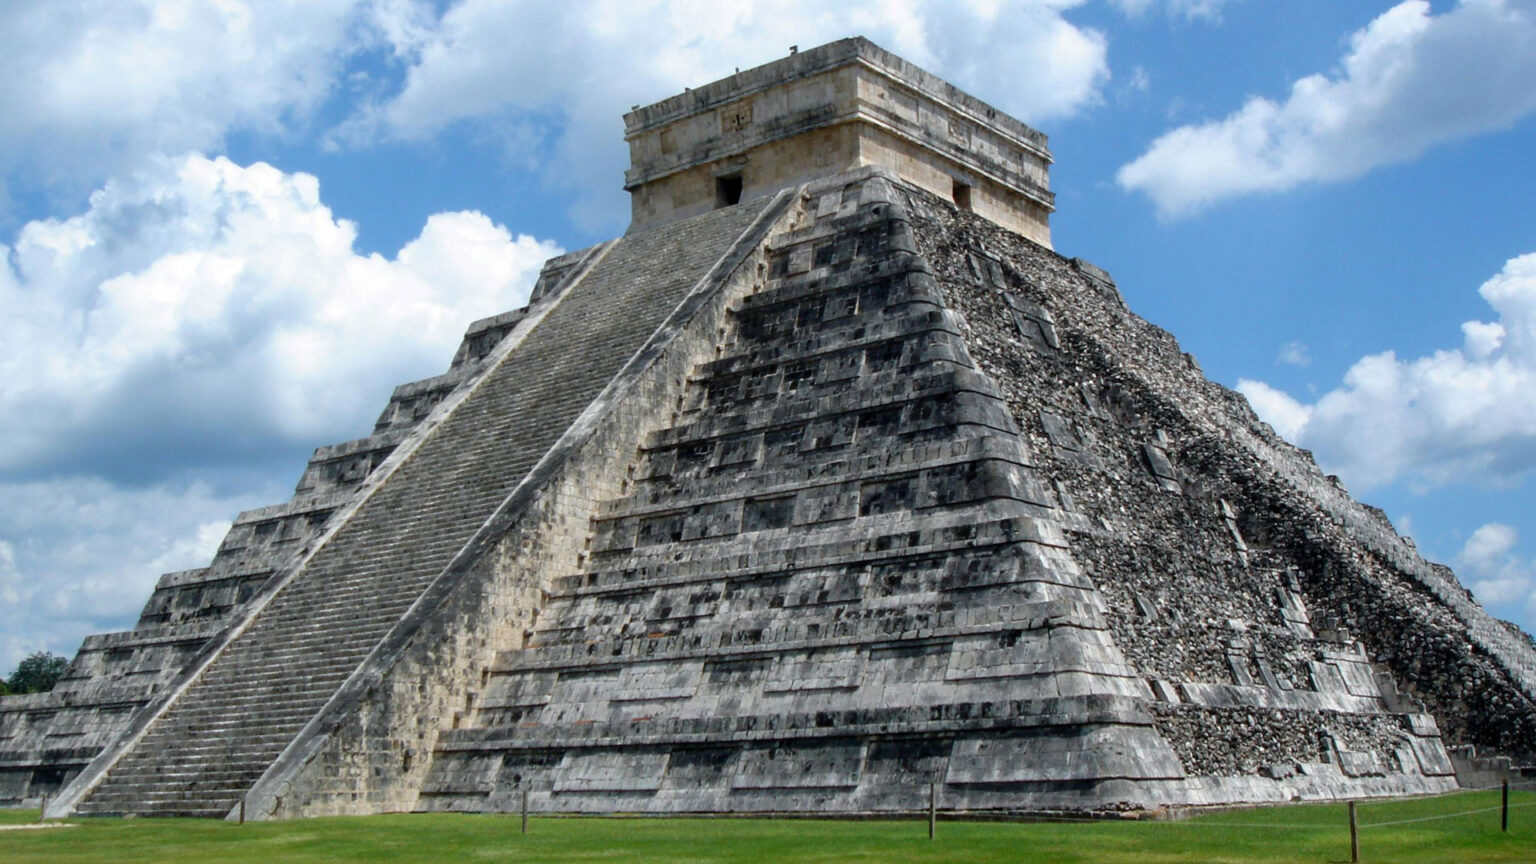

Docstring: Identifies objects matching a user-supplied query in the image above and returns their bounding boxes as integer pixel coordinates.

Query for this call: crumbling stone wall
[900,185,1536,766]
[1153,705,1411,778]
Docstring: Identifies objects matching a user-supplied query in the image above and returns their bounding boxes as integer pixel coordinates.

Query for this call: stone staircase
[67,199,772,817]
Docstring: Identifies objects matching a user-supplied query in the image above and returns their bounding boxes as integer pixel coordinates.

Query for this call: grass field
[2,788,1531,863]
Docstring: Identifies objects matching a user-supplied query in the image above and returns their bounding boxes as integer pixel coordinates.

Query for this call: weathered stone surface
[625,37,1053,245]
[29,36,1536,820]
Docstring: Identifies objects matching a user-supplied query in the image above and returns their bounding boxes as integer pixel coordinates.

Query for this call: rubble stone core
[7,37,1533,818]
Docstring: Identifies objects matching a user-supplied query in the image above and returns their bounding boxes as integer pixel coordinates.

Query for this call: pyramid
[7,37,1533,819]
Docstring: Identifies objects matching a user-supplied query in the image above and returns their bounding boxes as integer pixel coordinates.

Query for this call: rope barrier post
[1503,780,1509,833]
[928,777,937,841]
[39,793,47,823]
[1348,801,1359,863]
[521,786,529,835]
[239,797,246,825]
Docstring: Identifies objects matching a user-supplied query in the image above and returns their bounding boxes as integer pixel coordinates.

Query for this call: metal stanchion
[1348,801,1360,863]
[928,778,937,840]
[1502,780,1510,833]
[521,787,529,835]
[39,793,47,823]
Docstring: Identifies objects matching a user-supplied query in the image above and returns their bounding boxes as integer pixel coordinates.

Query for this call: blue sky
[3,0,1535,670]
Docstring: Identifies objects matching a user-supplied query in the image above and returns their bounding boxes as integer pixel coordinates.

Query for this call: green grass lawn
[2,789,1531,863]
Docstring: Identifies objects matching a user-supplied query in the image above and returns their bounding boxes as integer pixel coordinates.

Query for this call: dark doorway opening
[952,179,973,211]
[716,174,744,208]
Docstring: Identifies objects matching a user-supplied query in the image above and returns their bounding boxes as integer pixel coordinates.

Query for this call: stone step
[85,801,236,813]
[97,769,269,790]
[81,798,244,815]
[83,780,260,798]
[145,711,317,732]
[104,751,286,774]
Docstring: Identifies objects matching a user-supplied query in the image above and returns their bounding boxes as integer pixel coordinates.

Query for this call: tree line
[0,651,69,696]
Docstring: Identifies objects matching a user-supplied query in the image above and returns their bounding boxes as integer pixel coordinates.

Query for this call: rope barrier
[1022,784,1536,832]
[1459,779,1536,792]
[1171,821,1333,829]
[1360,805,1506,828]
[951,813,1348,830]
[905,782,1532,834]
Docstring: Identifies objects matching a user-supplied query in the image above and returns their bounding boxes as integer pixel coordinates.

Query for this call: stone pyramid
[8,37,1533,819]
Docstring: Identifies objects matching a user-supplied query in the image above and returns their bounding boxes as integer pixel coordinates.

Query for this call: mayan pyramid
[6,37,1534,819]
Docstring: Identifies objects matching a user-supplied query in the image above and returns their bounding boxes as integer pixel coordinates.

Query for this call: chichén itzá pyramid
[3,37,1534,820]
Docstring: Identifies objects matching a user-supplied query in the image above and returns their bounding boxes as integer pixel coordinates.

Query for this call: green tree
[6,651,69,694]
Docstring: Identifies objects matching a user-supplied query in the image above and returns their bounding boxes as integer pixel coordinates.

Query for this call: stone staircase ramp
[64,200,774,818]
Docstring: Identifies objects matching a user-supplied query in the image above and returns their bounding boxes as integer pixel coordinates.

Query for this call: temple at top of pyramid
[6,38,1535,820]
[624,37,1054,245]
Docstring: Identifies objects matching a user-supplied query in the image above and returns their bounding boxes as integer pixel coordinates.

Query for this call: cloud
[1118,0,1536,217]
[1276,340,1311,368]
[0,541,17,608]
[1239,252,1536,492]
[1110,0,1232,21]
[1113,65,1153,105]
[1236,378,1311,443]
[0,476,273,670]
[0,0,371,208]
[343,0,1110,230]
[0,153,559,483]
[1457,523,1534,612]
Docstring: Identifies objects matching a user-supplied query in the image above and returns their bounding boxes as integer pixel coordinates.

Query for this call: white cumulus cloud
[1118,0,1536,217]
[0,153,559,480]
[0,0,371,205]
[1236,378,1311,443]
[343,0,1110,229]
[1457,523,1535,613]
[1239,252,1536,492]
